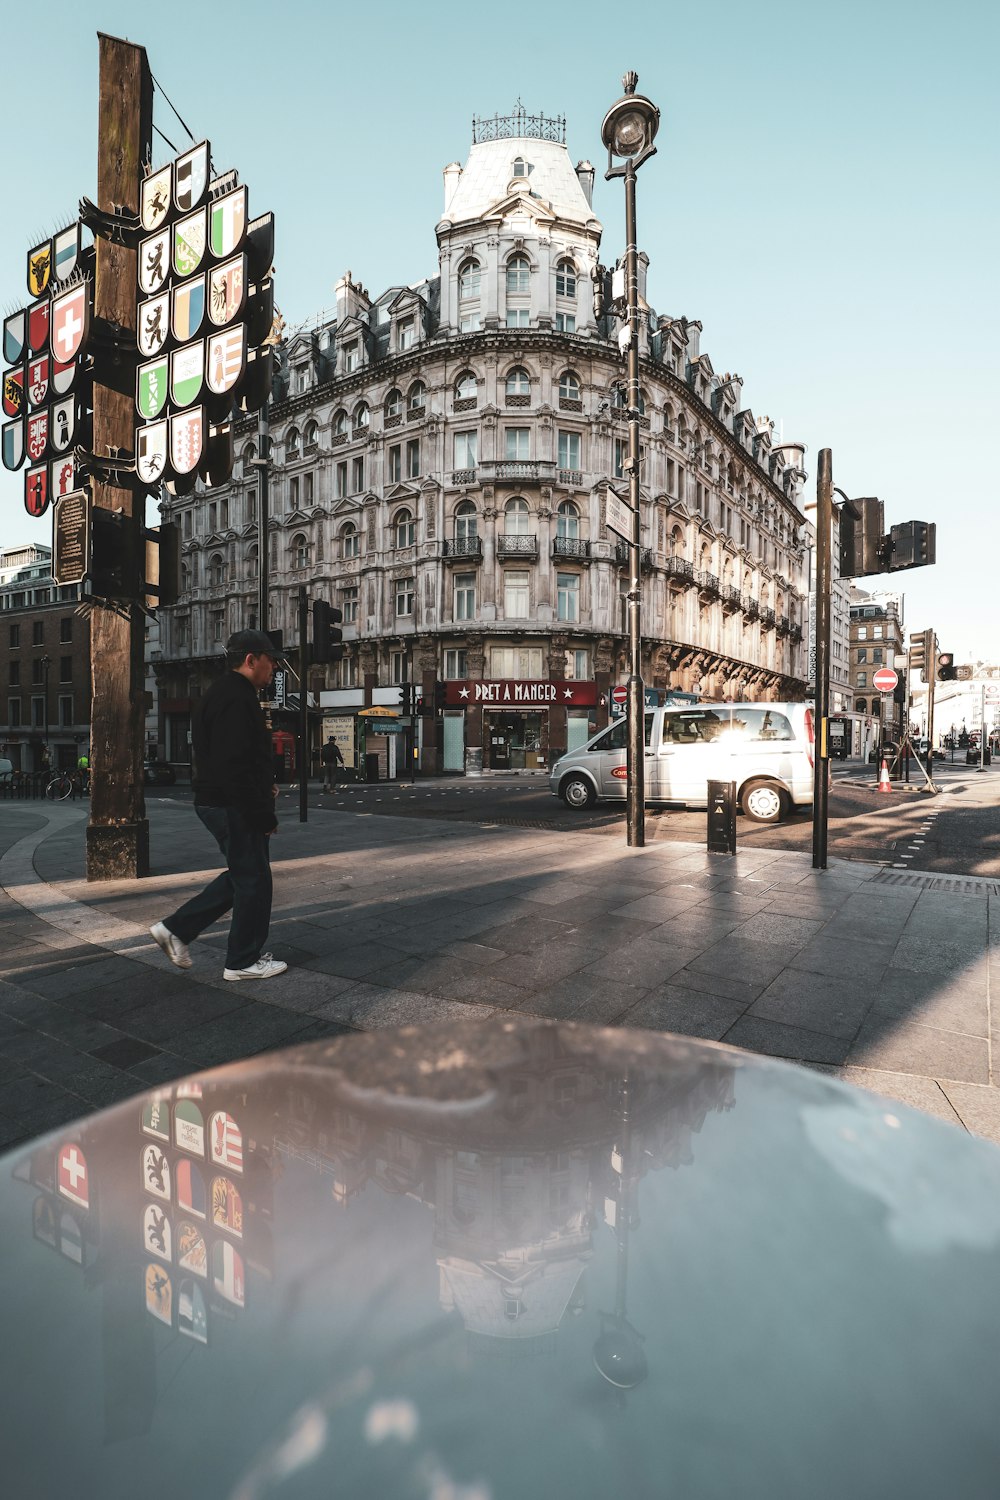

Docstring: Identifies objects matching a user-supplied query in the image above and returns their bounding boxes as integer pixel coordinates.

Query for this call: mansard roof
[441,136,599,232]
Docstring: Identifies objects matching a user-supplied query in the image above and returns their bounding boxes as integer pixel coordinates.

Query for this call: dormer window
[512,157,528,178]
[397,316,415,351]
[342,340,358,374]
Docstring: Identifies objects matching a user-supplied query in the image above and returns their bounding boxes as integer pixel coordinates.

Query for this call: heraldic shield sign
[171,342,204,409]
[27,239,52,297]
[50,396,77,454]
[142,164,172,232]
[139,292,170,357]
[175,140,210,214]
[51,284,90,365]
[208,255,246,328]
[50,454,76,501]
[171,276,205,343]
[28,300,50,355]
[2,418,24,471]
[137,420,167,484]
[26,411,48,464]
[28,357,49,409]
[207,325,247,396]
[137,356,169,421]
[52,224,81,284]
[50,356,78,398]
[4,311,26,366]
[174,209,207,279]
[24,463,48,517]
[3,368,25,418]
[139,229,170,295]
[210,186,247,259]
[170,408,204,475]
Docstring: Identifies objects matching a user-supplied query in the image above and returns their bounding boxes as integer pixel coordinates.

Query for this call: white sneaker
[150,921,192,969]
[223,953,288,982]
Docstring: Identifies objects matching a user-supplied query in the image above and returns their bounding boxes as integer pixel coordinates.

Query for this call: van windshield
[590,713,654,752]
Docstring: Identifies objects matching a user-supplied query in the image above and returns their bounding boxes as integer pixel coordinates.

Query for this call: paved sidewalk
[0,797,997,1151]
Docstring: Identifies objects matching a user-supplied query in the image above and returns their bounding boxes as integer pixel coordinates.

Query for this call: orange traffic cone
[878,758,892,793]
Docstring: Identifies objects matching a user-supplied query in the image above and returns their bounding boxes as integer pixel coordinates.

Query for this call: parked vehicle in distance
[550,702,815,824]
[0,757,13,786]
[143,760,177,786]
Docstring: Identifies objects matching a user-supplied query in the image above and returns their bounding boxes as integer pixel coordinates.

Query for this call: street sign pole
[811,448,832,871]
[86,34,152,880]
[298,584,309,824]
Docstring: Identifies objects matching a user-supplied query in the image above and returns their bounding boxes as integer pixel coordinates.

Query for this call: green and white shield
[171,342,204,409]
[210,185,247,259]
[137,356,169,420]
[173,208,207,278]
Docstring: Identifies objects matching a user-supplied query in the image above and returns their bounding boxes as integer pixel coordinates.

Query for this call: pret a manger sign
[445,680,598,707]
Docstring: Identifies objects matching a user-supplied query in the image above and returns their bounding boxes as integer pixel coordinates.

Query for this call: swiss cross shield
[173,208,207,278]
[24,463,48,517]
[139,229,170,295]
[50,454,76,500]
[137,355,169,421]
[3,367,25,418]
[50,356,77,398]
[170,407,204,475]
[206,325,247,395]
[27,239,52,297]
[171,275,205,342]
[28,299,50,354]
[52,223,81,284]
[58,1143,89,1210]
[210,185,247,259]
[139,291,170,357]
[171,343,204,409]
[50,397,76,453]
[174,140,210,213]
[136,419,168,484]
[2,418,24,471]
[51,284,90,364]
[141,164,172,231]
[3,310,26,365]
[208,254,246,328]
[28,357,49,409]
[26,411,48,463]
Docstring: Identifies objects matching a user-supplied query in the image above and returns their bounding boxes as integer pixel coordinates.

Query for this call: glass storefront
[483,711,545,771]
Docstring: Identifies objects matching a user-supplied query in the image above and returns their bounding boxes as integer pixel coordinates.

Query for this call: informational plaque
[52,488,90,584]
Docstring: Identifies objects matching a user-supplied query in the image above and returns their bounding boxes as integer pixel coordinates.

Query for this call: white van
[549,702,815,824]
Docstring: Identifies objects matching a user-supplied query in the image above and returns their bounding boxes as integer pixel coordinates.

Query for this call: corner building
[158,109,810,777]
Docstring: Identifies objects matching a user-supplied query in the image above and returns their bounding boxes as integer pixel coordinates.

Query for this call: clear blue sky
[2,0,996,660]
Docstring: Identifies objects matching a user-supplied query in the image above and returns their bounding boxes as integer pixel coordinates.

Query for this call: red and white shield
[28,357,49,409]
[50,357,78,398]
[3,367,25,418]
[51,284,90,364]
[24,464,48,517]
[28,299,50,354]
[58,1143,90,1209]
[26,411,48,463]
[170,407,204,475]
[50,455,76,500]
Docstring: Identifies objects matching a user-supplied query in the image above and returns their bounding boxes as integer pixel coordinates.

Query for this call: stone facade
[156,115,809,774]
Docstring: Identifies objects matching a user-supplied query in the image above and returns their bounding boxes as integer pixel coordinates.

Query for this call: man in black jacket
[151,630,287,981]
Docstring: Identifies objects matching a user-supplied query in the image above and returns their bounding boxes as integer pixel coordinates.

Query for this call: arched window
[458,259,481,300]
[291,534,309,570]
[384,388,402,420]
[555,259,577,298]
[455,371,478,402]
[504,497,530,535]
[505,366,530,399]
[394,508,416,549]
[208,552,226,586]
[455,500,477,544]
[558,369,580,402]
[285,427,300,460]
[341,523,359,560]
[304,420,319,451]
[332,409,348,439]
[557,500,579,540]
[408,381,426,413]
[699,541,712,571]
[241,441,257,473]
[670,527,685,557]
[506,255,530,295]
[855,698,868,713]
[246,545,259,580]
[743,568,753,592]
[180,561,191,593]
[353,401,369,431]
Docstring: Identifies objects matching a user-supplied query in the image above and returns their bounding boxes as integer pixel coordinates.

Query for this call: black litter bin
[707,779,737,855]
[365,752,380,784]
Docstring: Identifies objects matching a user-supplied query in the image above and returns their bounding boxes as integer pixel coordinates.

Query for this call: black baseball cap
[227,629,283,661]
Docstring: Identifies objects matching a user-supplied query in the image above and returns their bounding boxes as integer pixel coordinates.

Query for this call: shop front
[442,679,598,774]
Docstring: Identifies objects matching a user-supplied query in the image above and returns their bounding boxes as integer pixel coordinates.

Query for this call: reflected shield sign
[170,407,204,474]
[51,284,89,364]
[141,164,172,231]
[137,420,168,484]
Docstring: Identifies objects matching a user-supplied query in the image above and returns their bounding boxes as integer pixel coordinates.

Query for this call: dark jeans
[166,805,272,970]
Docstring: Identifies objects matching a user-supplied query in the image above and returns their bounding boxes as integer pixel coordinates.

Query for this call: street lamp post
[601,73,660,849]
[40,654,51,771]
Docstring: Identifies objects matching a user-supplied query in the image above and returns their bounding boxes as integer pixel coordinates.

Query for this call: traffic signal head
[889,520,936,571]
[909,627,934,682]
[88,507,140,601]
[936,652,956,682]
[311,600,344,664]
[838,496,884,578]
[144,523,181,608]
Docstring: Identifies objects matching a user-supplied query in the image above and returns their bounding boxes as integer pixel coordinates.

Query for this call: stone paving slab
[0,799,996,1153]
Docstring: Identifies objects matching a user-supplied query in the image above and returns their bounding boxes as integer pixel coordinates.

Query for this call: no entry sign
[873,668,899,693]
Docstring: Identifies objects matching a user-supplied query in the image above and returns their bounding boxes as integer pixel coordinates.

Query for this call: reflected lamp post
[40,654,51,767]
[601,74,660,848]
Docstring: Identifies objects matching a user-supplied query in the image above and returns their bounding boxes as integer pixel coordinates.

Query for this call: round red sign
[872,668,898,693]
[611,686,628,704]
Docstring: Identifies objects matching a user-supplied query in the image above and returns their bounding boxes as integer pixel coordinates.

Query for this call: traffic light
[889,521,936,571]
[434,681,446,713]
[311,600,344,664]
[838,496,884,578]
[88,507,139,600]
[936,652,956,682]
[909,628,934,683]
[399,682,414,714]
[144,523,181,608]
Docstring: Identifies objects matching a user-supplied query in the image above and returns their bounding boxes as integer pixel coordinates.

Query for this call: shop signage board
[445,679,599,707]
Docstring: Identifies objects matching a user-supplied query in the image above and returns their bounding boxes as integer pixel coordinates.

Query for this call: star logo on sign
[563,688,574,700]
[458,686,469,699]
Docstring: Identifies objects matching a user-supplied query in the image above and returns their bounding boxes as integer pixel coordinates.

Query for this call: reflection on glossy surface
[3,1018,1000,1499]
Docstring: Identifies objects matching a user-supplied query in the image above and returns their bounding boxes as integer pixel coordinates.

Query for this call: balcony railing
[695,570,720,597]
[443,537,483,562]
[497,534,539,558]
[720,584,743,612]
[759,606,776,630]
[453,396,478,413]
[742,595,759,620]
[557,468,583,486]
[790,623,803,642]
[451,469,477,486]
[775,615,791,637]
[663,556,694,585]
[552,537,591,561]
[491,460,547,482]
[614,541,654,572]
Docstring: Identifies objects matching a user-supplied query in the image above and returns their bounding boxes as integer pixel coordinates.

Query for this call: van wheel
[561,775,596,810]
[741,780,788,825]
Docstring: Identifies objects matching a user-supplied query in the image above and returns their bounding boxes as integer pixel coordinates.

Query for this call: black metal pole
[624,158,645,849]
[811,448,832,870]
[298,584,308,824]
[256,407,270,633]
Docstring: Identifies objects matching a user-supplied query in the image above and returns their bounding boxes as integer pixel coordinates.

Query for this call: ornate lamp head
[601,72,660,179]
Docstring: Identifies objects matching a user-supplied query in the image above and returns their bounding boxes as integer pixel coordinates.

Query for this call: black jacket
[192,671,277,833]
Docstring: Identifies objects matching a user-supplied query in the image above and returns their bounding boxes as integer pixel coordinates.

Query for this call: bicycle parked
[44,770,74,801]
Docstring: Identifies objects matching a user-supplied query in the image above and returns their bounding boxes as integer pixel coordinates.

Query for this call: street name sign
[605,491,635,542]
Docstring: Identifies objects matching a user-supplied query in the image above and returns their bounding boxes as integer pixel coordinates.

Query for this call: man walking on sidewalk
[151,629,287,982]
[321,734,344,792]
